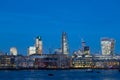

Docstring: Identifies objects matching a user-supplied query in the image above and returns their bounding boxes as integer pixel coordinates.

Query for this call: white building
[10,47,18,56]
[35,36,42,55]
[101,38,115,56]
[28,46,36,56]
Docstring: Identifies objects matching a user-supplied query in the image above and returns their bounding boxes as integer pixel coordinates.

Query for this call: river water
[0,70,119,80]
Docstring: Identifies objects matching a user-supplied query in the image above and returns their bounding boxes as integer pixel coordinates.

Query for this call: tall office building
[62,32,69,55]
[81,39,86,53]
[28,46,36,56]
[35,36,42,55]
[101,38,115,56]
[84,46,90,55]
[10,47,17,56]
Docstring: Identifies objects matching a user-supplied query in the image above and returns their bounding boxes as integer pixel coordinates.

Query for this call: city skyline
[0,0,120,54]
[0,33,117,55]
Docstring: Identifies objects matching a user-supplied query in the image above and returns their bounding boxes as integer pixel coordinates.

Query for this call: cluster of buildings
[73,38,115,57]
[28,36,42,55]
[0,32,120,69]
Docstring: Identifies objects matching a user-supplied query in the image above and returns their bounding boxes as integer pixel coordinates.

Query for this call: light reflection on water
[0,70,119,80]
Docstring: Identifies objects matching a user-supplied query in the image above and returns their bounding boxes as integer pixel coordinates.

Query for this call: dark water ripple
[0,70,119,80]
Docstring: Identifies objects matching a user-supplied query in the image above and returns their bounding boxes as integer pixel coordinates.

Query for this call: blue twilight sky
[0,0,120,55]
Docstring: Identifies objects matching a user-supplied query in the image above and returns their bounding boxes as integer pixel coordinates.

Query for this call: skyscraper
[62,32,69,55]
[84,46,90,55]
[81,39,86,53]
[10,47,17,56]
[28,46,36,56]
[101,38,115,56]
[35,36,42,55]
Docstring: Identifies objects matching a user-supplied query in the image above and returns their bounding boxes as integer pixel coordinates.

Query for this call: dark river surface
[0,70,119,80]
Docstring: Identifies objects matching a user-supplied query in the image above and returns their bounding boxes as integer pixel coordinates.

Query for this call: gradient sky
[0,0,120,55]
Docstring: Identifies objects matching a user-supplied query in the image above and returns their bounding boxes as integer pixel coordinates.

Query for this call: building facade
[101,38,115,56]
[35,36,42,55]
[84,46,90,55]
[10,47,17,56]
[28,46,36,56]
[62,32,69,55]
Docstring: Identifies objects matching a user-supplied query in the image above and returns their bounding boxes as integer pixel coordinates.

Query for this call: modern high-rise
[101,38,115,56]
[28,46,36,56]
[10,47,17,56]
[84,46,90,55]
[62,32,69,55]
[35,36,42,55]
[81,39,86,51]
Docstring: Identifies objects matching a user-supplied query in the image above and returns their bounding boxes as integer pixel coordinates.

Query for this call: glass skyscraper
[101,38,115,56]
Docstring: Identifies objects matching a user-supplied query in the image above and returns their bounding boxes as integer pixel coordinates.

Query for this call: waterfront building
[10,47,17,56]
[35,36,42,55]
[101,38,115,56]
[72,55,120,69]
[15,56,34,68]
[62,32,69,55]
[29,54,71,69]
[28,46,36,56]
[0,55,16,68]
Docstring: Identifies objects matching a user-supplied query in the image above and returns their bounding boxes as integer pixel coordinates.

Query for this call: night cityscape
[1,0,120,80]
[0,32,120,70]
